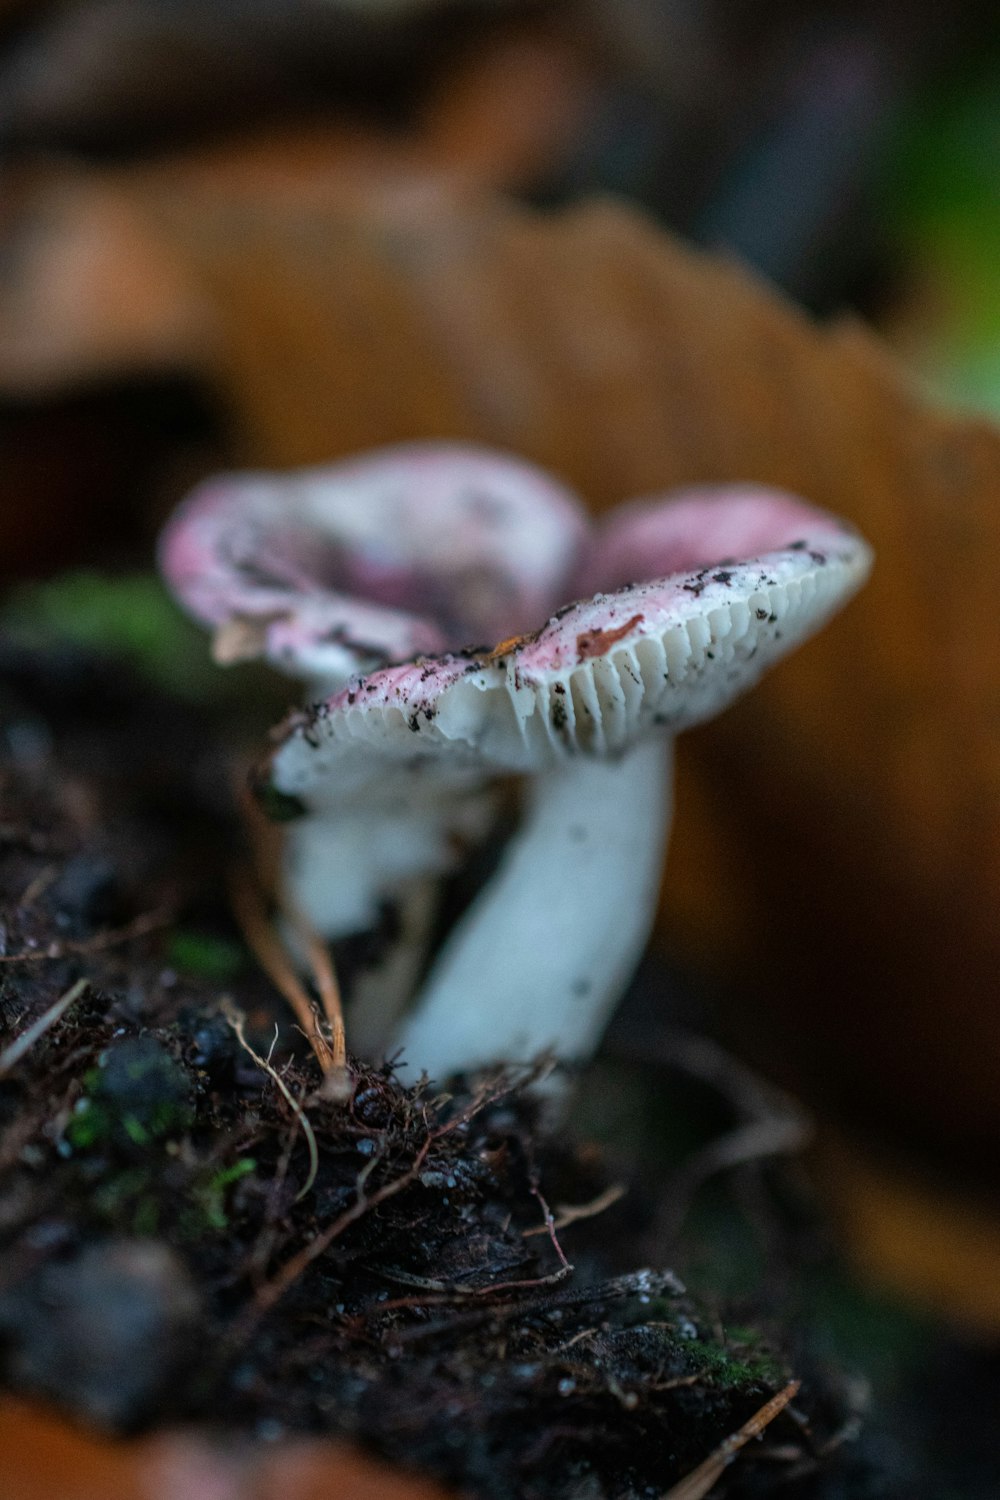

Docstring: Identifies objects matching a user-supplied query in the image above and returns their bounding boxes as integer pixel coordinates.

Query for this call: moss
[629,1309,786,1395]
[4,573,217,700]
[167,929,245,982]
[64,1037,194,1155]
[62,1038,258,1239]
[189,1158,257,1233]
[685,1336,785,1393]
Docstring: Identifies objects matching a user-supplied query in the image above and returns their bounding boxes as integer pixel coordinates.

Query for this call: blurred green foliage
[190,1157,257,1233]
[166,928,245,981]
[886,62,1000,413]
[3,570,289,727]
[4,572,218,699]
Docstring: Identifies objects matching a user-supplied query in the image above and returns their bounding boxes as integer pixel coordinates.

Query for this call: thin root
[222,999,319,1201]
[229,865,339,1078]
[530,1183,573,1271]
[0,978,89,1076]
[662,1379,802,1500]
[524,1182,627,1236]
[280,892,349,1100]
[249,1136,433,1322]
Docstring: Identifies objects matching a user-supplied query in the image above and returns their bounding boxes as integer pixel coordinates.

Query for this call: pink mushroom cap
[267,489,871,792]
[158,442,589,686]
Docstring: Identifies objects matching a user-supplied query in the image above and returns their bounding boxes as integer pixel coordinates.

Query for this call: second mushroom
[160,444,871,1082]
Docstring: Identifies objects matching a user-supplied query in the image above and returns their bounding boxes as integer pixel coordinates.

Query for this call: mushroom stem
[282,783,496,941]
[393,735,672,1081]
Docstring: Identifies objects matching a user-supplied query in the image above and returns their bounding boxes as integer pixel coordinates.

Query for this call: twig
[551,1327,597,1354]
[0,979,89,1077]
[17,863,58,908]
[662,1380,801,1500]
[222,1000,319,1201]
[393,1266,683,1345]
[530,1183,572,1271]
[377,1263,573,1312]
[0,908,170,964]
[648,1374,702,1393]
[229,866,336,1075]
[524,1182,626,1236]
[281,894,349,1100]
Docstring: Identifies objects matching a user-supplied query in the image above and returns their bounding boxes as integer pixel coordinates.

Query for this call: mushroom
[248,474,872,1081]
[159,442,589,1048]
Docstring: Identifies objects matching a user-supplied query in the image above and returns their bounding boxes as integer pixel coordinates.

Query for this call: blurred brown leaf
[0,54,592,574]
[3,161,1000,1180]
[821,1134,1000,1334]
[0,0,571,159]
[0,1399,455,1500]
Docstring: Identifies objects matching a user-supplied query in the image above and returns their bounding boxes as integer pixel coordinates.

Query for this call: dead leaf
[820,1134,1000,1334]
[3,163,1000,1185]
[0,1,584,165]
[0,1399,453,1500]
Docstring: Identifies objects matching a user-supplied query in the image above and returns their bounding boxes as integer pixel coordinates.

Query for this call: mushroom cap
[158,442,588,686]
[266,490,872,803]
[578,484,857,594]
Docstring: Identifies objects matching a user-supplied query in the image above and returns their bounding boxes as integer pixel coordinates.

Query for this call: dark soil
[0,641,989,1499]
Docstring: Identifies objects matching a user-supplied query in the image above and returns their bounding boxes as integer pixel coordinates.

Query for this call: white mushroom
[160,451,871,1078]
[159,443,590,1045]
[263,494,872,1079]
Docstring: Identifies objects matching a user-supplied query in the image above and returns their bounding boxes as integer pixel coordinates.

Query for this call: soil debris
[0,645,861,1496]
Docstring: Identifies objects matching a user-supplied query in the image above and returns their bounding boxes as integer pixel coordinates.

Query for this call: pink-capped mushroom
[239,467,872,1082]
[159,443,591,1050]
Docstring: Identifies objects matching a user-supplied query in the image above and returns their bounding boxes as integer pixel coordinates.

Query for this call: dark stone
[0,1238,200,1429]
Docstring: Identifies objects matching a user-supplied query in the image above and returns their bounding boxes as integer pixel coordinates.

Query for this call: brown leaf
[820,1134,1000,1335]
[0,1,581,163]
[3,164,1000,1175]
[0,1399,454,1500]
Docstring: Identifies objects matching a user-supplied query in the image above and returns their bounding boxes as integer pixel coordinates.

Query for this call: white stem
[283,809,389,938]
[393,736,673,1081]
[282,781,494,940]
